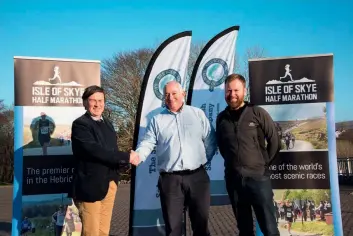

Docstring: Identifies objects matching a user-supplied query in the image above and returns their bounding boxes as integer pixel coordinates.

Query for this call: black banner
[248,48,341,236]
[269,151,330,189]
[249,54,333,191]
[22,155,75,195]
[249,55,333,105]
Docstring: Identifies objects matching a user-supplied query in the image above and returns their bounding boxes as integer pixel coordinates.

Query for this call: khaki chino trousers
[75,180,117,236]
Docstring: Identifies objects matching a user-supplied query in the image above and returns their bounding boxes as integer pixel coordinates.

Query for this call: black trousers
[225,173,280,236]
[158,166,210,236]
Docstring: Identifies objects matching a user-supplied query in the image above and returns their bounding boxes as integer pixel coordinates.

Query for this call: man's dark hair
[225,73,246,87]
[82,85,105,101]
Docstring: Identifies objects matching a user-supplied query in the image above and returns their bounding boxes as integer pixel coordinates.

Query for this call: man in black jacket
[70,85,139,236]
[216,74,281,236]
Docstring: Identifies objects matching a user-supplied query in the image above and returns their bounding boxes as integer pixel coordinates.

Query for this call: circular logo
[153,69,182,100]
[202,58,229,92]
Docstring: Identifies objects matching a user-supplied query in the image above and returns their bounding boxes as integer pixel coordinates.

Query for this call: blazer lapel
[102,116,115,133]
[84,112,106,144]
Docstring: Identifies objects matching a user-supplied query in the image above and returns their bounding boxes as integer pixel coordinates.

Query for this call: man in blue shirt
[132,81,217,236]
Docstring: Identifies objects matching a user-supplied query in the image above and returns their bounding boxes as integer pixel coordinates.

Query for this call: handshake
[129,150,141,166]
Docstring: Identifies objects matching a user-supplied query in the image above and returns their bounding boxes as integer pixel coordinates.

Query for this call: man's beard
[227,97,244,110]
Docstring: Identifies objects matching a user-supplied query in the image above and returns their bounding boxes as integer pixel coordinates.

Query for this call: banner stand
[255,222,262,236]
[129,31,192,236]
[249,54,343,236]
[13,56,100,236]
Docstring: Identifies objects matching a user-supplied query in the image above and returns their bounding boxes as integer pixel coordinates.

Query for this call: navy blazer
[70,112,129,202]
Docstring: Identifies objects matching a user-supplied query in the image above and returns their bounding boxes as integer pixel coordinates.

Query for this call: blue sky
[1,0,352,122]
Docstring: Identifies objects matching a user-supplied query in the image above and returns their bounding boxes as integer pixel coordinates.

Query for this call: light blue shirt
[136,104,217,172]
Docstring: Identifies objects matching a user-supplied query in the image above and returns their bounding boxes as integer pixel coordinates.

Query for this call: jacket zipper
[233,120,241,168]
[227,105,248,174]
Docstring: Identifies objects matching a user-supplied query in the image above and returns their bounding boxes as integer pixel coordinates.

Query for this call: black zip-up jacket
[216,103,281,176]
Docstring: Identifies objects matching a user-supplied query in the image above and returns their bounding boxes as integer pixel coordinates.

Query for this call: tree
[287,189,309,201]
[336,139,353,158]
[101,48,154,152]
[282,189,291,200]
[0,100,6,123]
[235,46,266,101]
[311,190,330,205]
[184,41,206,92]
[0,101,14,183]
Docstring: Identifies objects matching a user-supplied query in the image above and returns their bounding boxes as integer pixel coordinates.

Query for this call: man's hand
[130,150,141,166]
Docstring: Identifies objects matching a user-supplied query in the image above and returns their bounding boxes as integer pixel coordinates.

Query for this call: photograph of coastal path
[261,102,328,152]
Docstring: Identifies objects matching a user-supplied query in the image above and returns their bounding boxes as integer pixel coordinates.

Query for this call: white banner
[186,26,239,204]
[130,31,192,235]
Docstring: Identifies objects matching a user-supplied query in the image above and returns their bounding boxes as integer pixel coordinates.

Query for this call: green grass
[291,119,328,149]
[290,221,334,236]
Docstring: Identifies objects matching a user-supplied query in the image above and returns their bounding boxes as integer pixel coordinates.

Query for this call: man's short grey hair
[163,81,184,94]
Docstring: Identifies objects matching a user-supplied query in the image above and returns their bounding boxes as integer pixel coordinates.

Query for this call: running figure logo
[32,65,83,86]
[266,63,315,85]
[279,64,294,82]
[48,66,62,84]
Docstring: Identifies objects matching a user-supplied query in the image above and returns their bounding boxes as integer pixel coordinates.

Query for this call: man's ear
[83,100,88,110]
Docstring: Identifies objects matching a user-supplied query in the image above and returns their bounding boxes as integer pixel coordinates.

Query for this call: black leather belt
[160,165,203,176]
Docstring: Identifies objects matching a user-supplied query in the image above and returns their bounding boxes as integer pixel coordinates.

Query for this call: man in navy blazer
[70,85,139,236]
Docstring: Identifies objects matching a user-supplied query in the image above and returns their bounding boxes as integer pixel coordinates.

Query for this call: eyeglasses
[88,99,104,105]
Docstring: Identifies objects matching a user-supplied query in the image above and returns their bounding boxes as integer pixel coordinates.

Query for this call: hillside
[275,120,307,131]
[290,118,327,149]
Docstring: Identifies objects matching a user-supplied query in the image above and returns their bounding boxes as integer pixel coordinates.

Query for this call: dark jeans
[158,166,210,236]
[225,173,280,236]
[55,225,63,236]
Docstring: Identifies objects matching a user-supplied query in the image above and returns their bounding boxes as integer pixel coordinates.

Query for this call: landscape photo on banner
[187,25,239,206]
[249,54,343,236]
[130,31,192,236]
[13,56,101,236]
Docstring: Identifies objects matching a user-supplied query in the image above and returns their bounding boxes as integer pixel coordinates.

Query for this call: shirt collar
[91,116,103,121]
[86,111,103,121]
[166,103,185,115]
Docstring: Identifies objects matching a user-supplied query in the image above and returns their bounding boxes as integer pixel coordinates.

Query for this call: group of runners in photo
[274,199,332,235]
[275,122,296,150]
[283,132,296,150]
